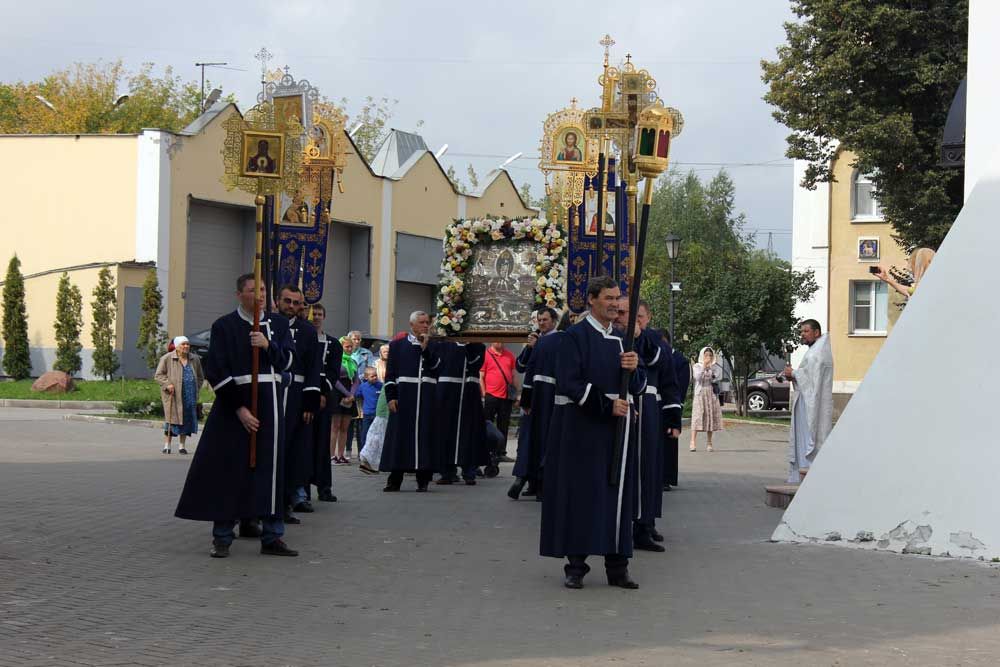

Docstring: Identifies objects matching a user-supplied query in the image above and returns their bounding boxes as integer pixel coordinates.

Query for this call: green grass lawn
[0,379,214,403]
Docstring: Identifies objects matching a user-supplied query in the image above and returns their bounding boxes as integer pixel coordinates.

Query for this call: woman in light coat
[690,347,723,452]
[154,336,205,454]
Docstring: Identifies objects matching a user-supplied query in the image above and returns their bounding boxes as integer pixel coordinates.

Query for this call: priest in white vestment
[783,319,834,483]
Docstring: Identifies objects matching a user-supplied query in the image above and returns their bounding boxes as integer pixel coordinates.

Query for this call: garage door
[185,200,255,334]
[393,282,435,336]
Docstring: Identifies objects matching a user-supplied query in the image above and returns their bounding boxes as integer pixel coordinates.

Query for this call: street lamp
[665,233,682,345]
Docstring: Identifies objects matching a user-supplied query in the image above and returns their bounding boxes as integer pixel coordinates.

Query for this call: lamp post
[665,233,681,344]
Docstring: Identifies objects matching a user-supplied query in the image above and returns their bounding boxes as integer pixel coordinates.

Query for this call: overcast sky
[2,0,797,257]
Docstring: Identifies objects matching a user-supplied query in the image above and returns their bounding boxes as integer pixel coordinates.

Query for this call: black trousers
[387,470,433,488]
[664,435,679,486]
[483,395,513,455]
[565,554,629,578]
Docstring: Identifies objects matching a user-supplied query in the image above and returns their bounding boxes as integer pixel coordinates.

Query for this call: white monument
[773,2,1000,559]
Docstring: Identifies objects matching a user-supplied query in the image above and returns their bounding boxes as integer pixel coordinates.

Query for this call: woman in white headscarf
[154,336,205,454]
[690,347,723,452]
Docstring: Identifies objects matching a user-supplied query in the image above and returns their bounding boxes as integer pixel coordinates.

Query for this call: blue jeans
[213,517,284,546]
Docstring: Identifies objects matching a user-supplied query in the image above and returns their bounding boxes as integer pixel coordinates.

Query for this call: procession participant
[509,310,566,500]
[275,285,321,523]
[783,319,833,483]
[540,276,645,589]
[379,311,442,492]
[516,307,558,373]
[310,304,341,502]
[660,330,689,491]
[175,273,298,558]
[480,342,519,462]
[434,341,488,485]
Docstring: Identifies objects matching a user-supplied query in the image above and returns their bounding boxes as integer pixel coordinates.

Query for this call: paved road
[0,407,998,666]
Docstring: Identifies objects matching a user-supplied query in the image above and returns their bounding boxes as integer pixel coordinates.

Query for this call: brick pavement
[1,408,999,666]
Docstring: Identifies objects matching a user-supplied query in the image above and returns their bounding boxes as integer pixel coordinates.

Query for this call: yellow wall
[465,173,535,220]
[828,150,909,384]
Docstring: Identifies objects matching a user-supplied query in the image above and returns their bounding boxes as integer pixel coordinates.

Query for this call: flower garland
[435,217,567,334]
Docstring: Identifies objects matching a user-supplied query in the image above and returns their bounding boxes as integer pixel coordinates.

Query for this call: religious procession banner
[434,217,567,339]
[566,158,631,313]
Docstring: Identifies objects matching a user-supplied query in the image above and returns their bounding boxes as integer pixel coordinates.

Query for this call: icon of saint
[557,131,583,162]
[247,139,277,173]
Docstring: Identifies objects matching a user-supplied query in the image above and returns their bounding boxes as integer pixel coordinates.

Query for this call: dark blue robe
[175,308,294,521]
[540,317,645,559]
[634,328,667,526]
[283,316,321,496]
[663,345,690,487]
[435,342,488,470]
[311,332,342,493]
[512,331,561,481]
[379,335,441,472]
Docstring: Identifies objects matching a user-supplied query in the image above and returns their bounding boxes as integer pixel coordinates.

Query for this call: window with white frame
[851,170,881,220]
[850,280,889,334]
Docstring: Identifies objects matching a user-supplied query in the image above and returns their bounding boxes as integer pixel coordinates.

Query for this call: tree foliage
[137,269,166,371]
[762,0,968,249]
[643,169,817,414]
[1,255,31,379]
[0,60,233,135]
[90,266,119,380]
[53,273,83,376]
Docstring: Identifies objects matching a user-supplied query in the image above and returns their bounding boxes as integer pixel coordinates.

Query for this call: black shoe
[383,483,401,492]
[416,484,429,492]
[210,543,230,558]
[464,479,477,485]
[634,536,665,552]
[436,477,454,485]
[564,574,584,589]
[663,484,672,492]
[607,572,639,589]
[260,539,298,557]
[522,480,538,496]
[507,477,526,500]
[238,522,262,539]
[285,514,301,525]
[651,528,665,542]
[318,491,337,502]
[293,501,315,513]
[178,447,189,455]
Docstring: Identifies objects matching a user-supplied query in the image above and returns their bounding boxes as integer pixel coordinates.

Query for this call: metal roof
[369,129,429,177]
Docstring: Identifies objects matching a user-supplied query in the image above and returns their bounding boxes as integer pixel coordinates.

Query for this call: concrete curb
[0,399,118,409]
[63,414,165,429]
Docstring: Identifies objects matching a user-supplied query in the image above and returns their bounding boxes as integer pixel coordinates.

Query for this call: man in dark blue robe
[540,276,645,589]
[175,273,298,558]
[379,311,441,492]
[510,309,562,500]
[662,331,689,490]
[310,304,341,502]
[276,285,321,522]
[434,342,487,485]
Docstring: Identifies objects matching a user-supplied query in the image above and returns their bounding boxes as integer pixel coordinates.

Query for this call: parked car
[185,329,211,358]
[745,371,790,411]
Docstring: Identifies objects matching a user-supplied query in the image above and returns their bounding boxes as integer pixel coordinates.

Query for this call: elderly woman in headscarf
[154,335,205,454]
[875,247,936,300]
[689,346,724,452]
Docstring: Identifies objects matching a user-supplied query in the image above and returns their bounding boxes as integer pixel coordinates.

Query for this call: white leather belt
[292,374,305,383]
[398,376,437,384]
[533,375,556,384]
[234,373,278,385]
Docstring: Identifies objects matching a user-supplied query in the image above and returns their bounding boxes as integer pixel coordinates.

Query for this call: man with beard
[276,285,322,524]
[540,276,644,589]
[379,311,441,492]
[309,304,341,502]
[175,273,297,558]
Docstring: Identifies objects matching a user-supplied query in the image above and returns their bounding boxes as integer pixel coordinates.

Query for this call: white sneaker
[162,446,170,454]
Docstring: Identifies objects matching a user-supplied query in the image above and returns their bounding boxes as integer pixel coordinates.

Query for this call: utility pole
[195,62,227,111]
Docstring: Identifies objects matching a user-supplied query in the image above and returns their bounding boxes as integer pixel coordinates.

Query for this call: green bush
[117,397,154,415]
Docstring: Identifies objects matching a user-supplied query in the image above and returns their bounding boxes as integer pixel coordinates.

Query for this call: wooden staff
[250,193,265,469]
[594,141,608,275]
[609,176,654,486]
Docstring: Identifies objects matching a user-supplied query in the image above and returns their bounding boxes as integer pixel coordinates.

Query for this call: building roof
[369,129,429,177]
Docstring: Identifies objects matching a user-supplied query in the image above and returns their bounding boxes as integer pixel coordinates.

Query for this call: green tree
[643,169,817,414]
[466,164,480,192]
[1,255,31,379]
[137,269,166,371]
[762,0,968,249]
[341,95,398,163]
[90,266,119,380]
[0,60,233,134]
[53,272,83,376]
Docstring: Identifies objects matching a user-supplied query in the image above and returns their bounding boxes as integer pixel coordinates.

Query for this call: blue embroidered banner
[566,159,632,313]
[273,200,331,306]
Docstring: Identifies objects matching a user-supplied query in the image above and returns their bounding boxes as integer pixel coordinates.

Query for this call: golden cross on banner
[600,34,615,66]
[570,97,578,108]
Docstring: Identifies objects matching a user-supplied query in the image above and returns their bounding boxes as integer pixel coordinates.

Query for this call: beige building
[792,148,909,409]
[0,104,534,378]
